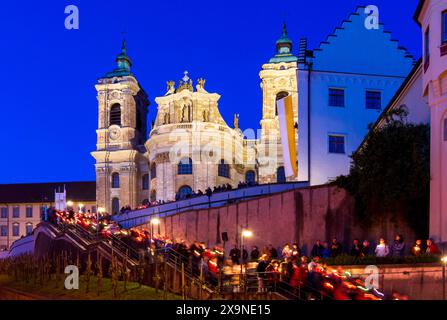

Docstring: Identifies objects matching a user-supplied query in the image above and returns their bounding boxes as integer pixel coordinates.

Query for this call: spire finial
[282,21,287,36]
[103,37,132,78]
[121,37,127,54]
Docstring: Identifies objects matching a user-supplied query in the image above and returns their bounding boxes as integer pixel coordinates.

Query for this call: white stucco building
[297,6,416,185]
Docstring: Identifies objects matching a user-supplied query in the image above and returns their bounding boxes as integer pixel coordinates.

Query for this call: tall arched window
[218,159,230,178]
[178,185,192,199]
[275,91,289,116]
[178,157,193,175]
[112,198,120,215]
[112,172,120,188]
[142,174,149,190]
[245,170,256,185]
[277,166,286,183]
[150,163,157,179]
[110,104,121,126]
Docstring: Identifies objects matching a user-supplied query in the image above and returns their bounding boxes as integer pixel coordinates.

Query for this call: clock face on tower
[108,125,121,141]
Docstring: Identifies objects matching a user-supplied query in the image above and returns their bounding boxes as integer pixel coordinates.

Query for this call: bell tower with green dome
[91,40,150,214]
[258,23,299,184]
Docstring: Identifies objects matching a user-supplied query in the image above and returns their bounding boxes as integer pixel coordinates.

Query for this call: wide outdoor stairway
[25,221,326,300]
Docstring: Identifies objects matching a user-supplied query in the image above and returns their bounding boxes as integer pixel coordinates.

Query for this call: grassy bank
[0,274,181,300]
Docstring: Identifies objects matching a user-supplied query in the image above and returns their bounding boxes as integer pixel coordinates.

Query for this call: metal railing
[113,182,309,229]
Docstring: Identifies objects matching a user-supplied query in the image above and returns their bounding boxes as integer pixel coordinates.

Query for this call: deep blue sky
[0,0,421,184]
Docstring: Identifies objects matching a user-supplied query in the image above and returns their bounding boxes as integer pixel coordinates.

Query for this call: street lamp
[97,207,106,238]
[66,201,73,210]
[240,228,253,285]
[78,203,84,213]
[442,256,447,300]
[149,218,160,256]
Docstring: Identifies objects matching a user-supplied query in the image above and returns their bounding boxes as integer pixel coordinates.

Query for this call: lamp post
[240,228,253,287]
[150,218,160,255]
[442,256,447,300]
[97,207,105,239]
[66,201,73,211]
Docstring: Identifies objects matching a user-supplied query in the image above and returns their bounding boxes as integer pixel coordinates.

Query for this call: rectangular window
[26,223,33,236]
[329,88,345,107]
[12,207,20,218]
[0,226,7,237]
[12,224,19,237]
[444,118,447,141]
[443,11,447,43]
[26,206,33,218]
[425,27,430,71]
[1,208,8,219]
[329,135,346,154]
[365,91,382,110]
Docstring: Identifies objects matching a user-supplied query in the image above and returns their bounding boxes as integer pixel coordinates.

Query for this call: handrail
[115,195,283,228]
[113,182,309,228]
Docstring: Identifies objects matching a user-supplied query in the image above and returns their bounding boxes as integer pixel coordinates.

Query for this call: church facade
[92,28,299,213]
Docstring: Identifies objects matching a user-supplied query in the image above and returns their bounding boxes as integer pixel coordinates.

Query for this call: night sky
[0,0,421,184]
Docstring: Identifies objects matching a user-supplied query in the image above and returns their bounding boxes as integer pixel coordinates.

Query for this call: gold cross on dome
[182,71,190,82]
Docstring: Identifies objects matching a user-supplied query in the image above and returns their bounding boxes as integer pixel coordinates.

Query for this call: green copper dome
[104,39,133,78]
[269,23,297,63]
[276,23,292,45]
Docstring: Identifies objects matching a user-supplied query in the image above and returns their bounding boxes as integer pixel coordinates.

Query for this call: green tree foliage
[335,107,430,237]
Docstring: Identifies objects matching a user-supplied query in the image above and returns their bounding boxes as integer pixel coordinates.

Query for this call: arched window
[112,172,120,188]
[150,163,157,179]
[218,159,230,178]
[110,104,121,126]
[245,170,256,185]
[277,166,286,183]
[178,157,193,175]
[142,174,149,190]
[112,198,120,215]
[178,185,192,199]
[275,91,289,116]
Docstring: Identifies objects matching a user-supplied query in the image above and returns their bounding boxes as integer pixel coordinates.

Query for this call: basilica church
[91,5,428,215]
[92,26,299,214]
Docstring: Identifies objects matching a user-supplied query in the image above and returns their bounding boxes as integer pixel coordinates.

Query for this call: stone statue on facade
[166,80,175,95]
[196,78,208,93]
[233,113,239,129]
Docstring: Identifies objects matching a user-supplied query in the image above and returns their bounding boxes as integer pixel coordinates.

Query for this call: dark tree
[335,107,430,237]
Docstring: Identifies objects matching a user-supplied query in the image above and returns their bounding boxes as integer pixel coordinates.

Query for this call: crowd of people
[175,181,259,201]
[46,209,440,299]
[226,235,441,267]
[116,181,260,213]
